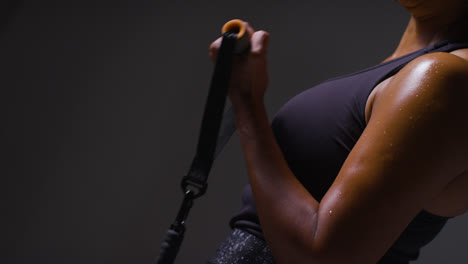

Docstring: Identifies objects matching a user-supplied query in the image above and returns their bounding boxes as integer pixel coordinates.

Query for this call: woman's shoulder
[400,50,468,84]
[377,50,468,105]
[369,48,468,168]
[367,49,468,125]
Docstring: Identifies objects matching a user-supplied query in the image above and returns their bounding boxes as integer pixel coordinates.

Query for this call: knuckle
[259,31,270,40]
[209,43,217,53]
[250,49,263,57]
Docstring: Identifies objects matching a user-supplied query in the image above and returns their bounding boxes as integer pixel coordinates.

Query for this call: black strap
[182,33,237,197]
[215,106,236,158]
[156,32,241,264]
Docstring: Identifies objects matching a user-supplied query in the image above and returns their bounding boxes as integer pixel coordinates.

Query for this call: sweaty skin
[209,1,468,263]
[366,50,468,217]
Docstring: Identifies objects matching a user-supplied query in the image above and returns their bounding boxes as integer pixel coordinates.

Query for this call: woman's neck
[387,2,468,61]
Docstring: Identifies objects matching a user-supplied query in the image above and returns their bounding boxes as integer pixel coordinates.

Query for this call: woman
[208,1,468,263]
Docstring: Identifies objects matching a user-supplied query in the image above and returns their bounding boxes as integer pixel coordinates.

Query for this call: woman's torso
[230,39,468,263]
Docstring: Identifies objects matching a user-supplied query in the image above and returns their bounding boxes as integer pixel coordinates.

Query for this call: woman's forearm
[231,99,321,264]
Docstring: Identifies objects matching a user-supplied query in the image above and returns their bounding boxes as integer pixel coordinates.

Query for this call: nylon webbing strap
[182,33,237,197]
[156,32,239,264]
[215,106,236,158]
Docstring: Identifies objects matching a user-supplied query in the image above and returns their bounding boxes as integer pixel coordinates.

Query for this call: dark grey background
[3,1,467,263]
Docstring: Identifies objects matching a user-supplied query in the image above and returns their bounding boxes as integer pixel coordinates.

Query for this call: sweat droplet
[329,210,333,216]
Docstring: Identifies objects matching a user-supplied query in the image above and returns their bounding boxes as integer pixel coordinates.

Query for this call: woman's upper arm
[309,53,468,263]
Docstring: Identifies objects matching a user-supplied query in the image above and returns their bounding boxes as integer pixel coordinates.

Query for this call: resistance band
[156,19,250,264]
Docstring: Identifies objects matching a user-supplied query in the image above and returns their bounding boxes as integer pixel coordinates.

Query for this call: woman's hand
[209,22,270,108]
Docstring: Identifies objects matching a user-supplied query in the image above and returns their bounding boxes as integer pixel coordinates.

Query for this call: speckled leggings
[207,228,277,264]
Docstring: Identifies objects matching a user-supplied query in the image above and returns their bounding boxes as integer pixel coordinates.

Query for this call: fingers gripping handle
[222,19,250,54]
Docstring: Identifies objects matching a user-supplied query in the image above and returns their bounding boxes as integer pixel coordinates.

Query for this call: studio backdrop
[3,1,467,263]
